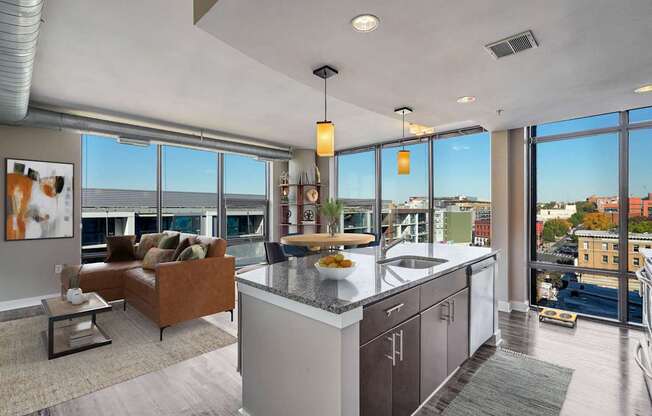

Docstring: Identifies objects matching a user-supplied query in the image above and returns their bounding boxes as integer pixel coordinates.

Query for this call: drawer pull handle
[385,303,404,317]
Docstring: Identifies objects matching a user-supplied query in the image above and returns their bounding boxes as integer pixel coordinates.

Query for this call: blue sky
[338,132,491,202]
[82,135,266,195]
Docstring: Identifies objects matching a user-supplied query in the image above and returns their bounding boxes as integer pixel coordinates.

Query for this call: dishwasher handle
[468,257,496,276]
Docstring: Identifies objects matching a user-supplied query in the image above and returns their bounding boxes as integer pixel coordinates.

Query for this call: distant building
[594,194,652,224]
[537,204,576,221]
[473,218,490,246]
[575,229,652,291]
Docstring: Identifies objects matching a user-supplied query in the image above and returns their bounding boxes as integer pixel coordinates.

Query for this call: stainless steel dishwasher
[468,257,496,356]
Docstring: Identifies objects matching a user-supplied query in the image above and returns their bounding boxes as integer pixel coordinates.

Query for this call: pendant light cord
[402,111,405,149]
[324,76,327,122]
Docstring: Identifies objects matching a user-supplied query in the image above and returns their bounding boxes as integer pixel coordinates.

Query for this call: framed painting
[5,158,74,241]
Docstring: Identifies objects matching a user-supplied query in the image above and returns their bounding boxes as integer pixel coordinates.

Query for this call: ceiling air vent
[485,30,538,59]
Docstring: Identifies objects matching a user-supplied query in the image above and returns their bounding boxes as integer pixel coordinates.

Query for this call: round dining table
[280,233,375,250]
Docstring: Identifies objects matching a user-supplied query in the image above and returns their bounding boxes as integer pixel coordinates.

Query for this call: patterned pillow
[177,244,207,261]
[106,235,136,262]
[142,248,176,270]
[136,233,164,259]
[173,237,195,261]
[158,233,180,250]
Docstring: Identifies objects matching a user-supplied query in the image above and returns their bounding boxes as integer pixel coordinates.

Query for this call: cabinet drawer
[420,268,467,311]
[361,287,420,345]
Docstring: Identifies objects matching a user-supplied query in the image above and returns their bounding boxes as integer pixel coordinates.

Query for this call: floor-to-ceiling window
[529,108,652,324]
[161,145,217,235]
[224,153,268,266]
[82,135,157,262]
[82,135,270,266]
[433,132,491,246]
[335,128,490,246]
[381,139,428,242]
[337,149,376,234]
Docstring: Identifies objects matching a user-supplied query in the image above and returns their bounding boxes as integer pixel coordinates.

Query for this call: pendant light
[394,107,413,175]
[313,65,338,157]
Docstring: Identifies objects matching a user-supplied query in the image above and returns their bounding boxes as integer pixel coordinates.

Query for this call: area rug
[440,349,573,416]
[0,306,236,416]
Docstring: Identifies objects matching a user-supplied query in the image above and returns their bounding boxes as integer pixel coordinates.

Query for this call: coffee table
[41,292,112,359]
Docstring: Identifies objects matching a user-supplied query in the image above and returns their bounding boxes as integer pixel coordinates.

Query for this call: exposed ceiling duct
[0,0,42,123]
[15,107,293,160]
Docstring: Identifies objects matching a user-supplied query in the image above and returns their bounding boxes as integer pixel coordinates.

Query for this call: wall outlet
[54,264,63,274]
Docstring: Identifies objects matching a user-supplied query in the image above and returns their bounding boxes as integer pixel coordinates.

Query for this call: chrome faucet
[379,235,408,259]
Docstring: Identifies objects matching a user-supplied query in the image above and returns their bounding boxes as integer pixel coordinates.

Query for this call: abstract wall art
[5,158,74,240]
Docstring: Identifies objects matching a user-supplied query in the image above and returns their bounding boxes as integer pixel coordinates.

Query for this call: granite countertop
[236,243,498,315]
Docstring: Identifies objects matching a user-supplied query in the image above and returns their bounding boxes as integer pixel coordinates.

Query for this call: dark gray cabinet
[447,289,469,374]
[361,266,474,416]
[420,288,469,402]
[361,315,420,416]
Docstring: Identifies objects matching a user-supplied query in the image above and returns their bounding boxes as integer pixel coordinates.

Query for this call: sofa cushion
[177,244,207,261]
[158,233,179,249]
[142,248,175,270]
[75,260,142,292]
[136,233,164,259]
[106,235,136,262]
[124,268,157,305]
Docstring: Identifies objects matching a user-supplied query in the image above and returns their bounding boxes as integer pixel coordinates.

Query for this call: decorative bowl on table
[314,253,358,280]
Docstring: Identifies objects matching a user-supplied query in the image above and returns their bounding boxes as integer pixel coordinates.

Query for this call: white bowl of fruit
[314,253,357,280]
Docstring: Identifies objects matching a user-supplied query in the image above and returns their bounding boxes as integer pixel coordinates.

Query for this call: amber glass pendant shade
[397,149,410,175]
[316,121,335,157]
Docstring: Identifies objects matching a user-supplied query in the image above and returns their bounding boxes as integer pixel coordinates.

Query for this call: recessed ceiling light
[351,14,379,32]
[635,84,652,94]
[457,96,476,104]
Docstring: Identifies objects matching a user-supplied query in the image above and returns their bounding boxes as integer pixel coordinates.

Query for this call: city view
[338,132,492,247]
[532,111,652,322]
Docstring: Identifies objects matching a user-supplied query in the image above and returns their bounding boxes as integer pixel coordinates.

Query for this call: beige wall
[491,128,528,312]
[0,126,81,306]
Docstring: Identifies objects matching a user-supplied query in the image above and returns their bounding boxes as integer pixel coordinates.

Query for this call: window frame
[81,136,270,266]
[335,126,488,245]
[527,107,652,325]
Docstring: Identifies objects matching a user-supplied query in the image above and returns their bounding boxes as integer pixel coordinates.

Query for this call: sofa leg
[160,326,169,342]
[229,309,234,322]
[123,300,127,311]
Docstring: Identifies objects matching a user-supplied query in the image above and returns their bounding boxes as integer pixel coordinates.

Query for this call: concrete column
[491,130,510,312]
[491,128,529,313]
[269,160,288,242]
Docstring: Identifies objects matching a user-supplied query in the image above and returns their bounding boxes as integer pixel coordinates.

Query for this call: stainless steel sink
[377,255,448,269]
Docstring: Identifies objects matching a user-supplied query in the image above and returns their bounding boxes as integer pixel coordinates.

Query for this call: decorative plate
[305,188,319,203]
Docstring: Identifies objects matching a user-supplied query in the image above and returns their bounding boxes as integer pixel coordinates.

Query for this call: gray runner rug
[440,349,573,416]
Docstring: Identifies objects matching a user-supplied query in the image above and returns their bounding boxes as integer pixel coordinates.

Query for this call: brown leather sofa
[61,231,235,340]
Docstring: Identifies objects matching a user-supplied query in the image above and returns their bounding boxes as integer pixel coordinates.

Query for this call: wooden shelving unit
[279,183,322,237]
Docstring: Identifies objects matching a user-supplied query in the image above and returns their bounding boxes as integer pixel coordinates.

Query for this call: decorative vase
[67,288,84,305]
[328,220,339,237]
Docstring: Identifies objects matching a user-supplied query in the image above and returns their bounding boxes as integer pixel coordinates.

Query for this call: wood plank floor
[22,309,652,416]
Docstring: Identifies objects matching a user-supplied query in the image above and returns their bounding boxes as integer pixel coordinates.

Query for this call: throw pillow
[106,235,136,262]
[142,248,176,270]
[158,233,180,249]
[177,244,207,261]
[173,237,195,261]
[136,233,164,259]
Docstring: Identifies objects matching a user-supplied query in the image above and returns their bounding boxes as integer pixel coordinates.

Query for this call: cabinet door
[420,300,449,402]
[360,331,394,416]
[447,288,469,374]
[392,315,421,416]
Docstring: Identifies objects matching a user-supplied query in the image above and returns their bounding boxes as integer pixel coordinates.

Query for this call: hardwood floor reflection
[29,310,652,416]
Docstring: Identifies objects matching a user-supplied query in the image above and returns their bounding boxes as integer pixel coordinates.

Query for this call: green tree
[629,216,652,233]
[569,212,584,227]
[542,218,570,242]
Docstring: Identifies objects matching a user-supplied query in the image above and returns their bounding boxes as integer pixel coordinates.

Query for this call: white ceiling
[32,0,652,151]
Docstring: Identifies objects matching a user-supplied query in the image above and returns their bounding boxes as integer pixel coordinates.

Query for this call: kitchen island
[236,243,499,416]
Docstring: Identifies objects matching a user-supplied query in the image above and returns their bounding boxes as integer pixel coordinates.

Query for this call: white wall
[0,126,82,307]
